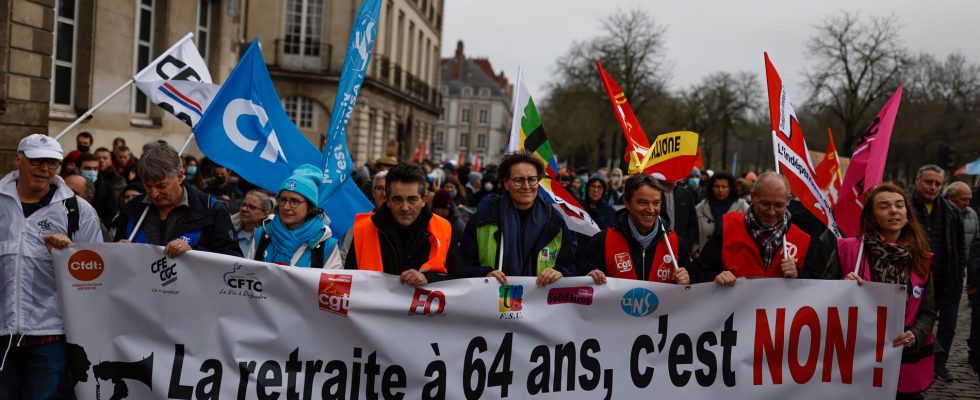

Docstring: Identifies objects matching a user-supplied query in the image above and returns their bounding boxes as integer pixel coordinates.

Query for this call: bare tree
[542,8,671,166]
[673,72,762,168]
[805,11,911,154]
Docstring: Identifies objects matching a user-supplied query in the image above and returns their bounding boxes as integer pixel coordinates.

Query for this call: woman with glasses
[459,152,577,287]
[247,164,342,268]
[835,183,935,399]
[232,190,275,256]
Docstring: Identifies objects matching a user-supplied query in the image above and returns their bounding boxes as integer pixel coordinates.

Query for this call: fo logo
[621,288,658,317]
[409,288,446,316]
[68,250,104,281]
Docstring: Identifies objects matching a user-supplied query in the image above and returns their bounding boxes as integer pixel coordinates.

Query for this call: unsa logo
[68,250,104,281]
[621,288,659,317]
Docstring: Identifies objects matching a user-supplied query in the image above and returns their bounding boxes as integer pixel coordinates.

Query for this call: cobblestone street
[925,292,979,399]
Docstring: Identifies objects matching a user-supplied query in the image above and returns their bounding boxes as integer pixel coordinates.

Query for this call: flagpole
[127,131,194,242]
[54,32,195,141]
[506,67,523,153]
[771,130,790,260]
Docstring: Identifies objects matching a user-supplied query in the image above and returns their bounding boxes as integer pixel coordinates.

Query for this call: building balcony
[271,38,334,74]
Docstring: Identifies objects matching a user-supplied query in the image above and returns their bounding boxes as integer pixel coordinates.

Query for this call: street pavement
[925,291,979,399]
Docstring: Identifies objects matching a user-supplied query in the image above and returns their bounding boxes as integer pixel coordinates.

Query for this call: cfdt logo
[318,273,352,317]
[409,288,446,317]
[621,288,659,317]
[149,257,177,287]
[498,285,524,320]
[68,250,104,282]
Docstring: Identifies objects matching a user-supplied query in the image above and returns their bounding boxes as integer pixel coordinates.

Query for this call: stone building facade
[0,0,442,171]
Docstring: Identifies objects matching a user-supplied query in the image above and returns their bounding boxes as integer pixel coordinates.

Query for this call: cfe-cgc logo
[149,256,179,295]
[408,288,446,317]
[621,288,659,317]
[220,262,267,300]
[498,285,524,320]
[68,250,104,291]
[318,273,352,317]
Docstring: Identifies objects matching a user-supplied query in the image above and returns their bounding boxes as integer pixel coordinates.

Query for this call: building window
[479,88,490,97]
[132,0,155,115]
[461,87,472,96]
[461,109,470,123]
[284,96,314,128]
[52,0,78,107]
[459,132,469,148]
[478,110,488,124]
[477,134,487,149]
[435,131,444,148]
[284,0,324,56]
[196,0,211,61]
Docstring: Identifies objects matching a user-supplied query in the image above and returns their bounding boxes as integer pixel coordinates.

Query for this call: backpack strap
[310,237,338,269]
[254,232,271,262]
[63,196,80,239]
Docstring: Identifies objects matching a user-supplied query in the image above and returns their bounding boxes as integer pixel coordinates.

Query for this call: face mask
[186,166,198,177]
[611,176,622,183]
[687,178,701,189]
[81,170,98,183]
[448,188,458,198]
[483,182,493,191]
[78,145,91,153]
[215,176,226,184]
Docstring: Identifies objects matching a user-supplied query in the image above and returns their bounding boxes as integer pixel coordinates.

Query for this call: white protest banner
[55,244,906,399]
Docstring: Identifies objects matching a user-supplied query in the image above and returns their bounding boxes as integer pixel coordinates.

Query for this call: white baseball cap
[17,133,64,160]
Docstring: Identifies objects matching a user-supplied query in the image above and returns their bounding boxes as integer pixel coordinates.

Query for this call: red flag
[694,146,705,170]
[596,61,651,164]
[421,134,430,161]
[835,87,903,237]
[765,53,840,236]
[409,140,423,162]
[814,128,844,206]
[473,154,481,172]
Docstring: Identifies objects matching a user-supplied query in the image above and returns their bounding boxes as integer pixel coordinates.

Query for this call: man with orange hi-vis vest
[345,163,460,286]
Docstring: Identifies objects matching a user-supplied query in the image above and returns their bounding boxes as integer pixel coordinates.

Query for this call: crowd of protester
[3,131,980,399]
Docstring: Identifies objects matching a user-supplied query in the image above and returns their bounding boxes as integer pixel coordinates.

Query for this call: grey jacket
[0,172,103,336]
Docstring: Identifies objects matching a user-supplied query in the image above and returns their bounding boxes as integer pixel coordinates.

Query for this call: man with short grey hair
[945,182,978,259]
[113,144,241,257]
[910,164,966,380]
[695,171,822,285]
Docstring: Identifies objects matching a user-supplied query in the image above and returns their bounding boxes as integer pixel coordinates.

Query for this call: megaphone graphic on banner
[92,353,153,400]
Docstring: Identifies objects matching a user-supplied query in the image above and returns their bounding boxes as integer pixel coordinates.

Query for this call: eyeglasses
[756,200,787,211]
[240,202,261,211]
[25,157,62,170]
[276,197,308,208]
[509,176,541,187]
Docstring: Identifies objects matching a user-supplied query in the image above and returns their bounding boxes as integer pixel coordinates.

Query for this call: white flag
[134,34,217,127]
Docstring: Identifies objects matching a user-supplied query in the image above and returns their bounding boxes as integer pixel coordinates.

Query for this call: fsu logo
[614,252,633,273]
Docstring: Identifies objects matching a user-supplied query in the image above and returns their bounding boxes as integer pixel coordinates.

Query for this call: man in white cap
[0,133,103,398]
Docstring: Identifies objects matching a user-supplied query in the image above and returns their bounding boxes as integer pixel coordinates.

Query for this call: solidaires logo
[68,250,104,281]
[621,288,659,317]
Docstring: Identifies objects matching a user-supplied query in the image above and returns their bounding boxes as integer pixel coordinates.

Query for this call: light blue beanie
[280,164,322,204]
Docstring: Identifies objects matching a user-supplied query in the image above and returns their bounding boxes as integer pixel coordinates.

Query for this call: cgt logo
[408,288,446,317]
[621,288,659,317]
[68,250,104,281]
[318,273,352,316]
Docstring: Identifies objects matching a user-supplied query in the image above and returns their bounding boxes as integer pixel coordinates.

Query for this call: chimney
[453,40,464,80]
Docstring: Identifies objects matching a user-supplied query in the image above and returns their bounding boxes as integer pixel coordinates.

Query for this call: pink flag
[835,87,903,237]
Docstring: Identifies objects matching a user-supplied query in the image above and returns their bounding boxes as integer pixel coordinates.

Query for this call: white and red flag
[835,87,903,237]
[764,53,841,237]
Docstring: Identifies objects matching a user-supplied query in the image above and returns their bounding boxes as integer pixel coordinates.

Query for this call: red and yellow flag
[596,61,651,165]
[814,128,844,206]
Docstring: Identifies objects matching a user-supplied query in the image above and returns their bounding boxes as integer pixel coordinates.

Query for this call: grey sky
[442,0,980,101]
